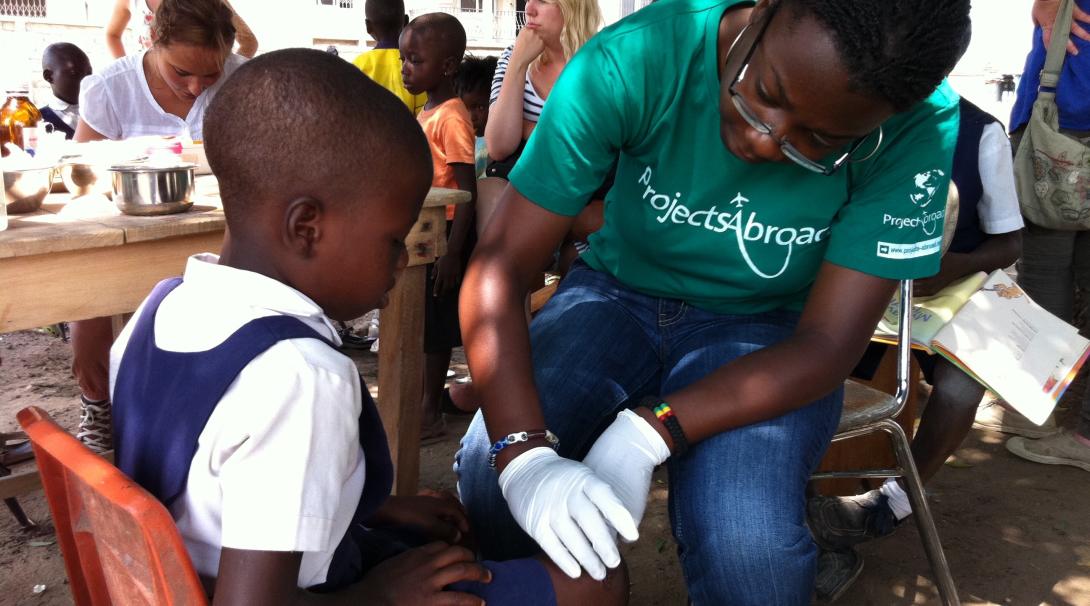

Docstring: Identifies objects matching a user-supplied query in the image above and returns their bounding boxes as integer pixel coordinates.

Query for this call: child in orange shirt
[400,13,477,440]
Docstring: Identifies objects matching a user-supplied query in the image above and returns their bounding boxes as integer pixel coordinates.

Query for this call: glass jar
[1,89,43,158]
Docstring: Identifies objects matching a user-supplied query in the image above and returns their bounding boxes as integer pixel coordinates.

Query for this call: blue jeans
[455,262,842,605]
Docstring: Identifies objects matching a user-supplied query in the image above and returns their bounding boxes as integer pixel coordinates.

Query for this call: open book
[874,270,1090,425]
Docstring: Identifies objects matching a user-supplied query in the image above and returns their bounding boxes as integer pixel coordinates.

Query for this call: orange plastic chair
[17,406,208,606]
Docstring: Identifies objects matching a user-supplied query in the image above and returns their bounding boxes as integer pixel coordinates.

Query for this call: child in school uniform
[109,49,622,605]
[400,13,478,441]
[39,43,92,139]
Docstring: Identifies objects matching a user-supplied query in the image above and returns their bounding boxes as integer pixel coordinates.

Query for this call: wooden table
[0,176,469,498]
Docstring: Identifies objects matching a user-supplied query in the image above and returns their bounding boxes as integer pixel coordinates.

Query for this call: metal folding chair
[811,280,960,606]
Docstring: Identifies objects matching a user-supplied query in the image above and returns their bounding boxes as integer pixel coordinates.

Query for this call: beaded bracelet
[488,429,559,469]
[641,397,689,457]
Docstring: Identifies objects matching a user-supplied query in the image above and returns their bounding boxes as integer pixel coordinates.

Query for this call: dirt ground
[1,327,1089,606]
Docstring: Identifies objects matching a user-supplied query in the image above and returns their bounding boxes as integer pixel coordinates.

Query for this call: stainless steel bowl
[110,163,196,216]
[4,165,54,214]
[59,160,112,198]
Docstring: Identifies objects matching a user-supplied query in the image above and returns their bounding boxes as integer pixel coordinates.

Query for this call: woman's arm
[222,0,259,58]
[1032,0,1090,54]
[485,32,544,160]
[656,262,897,446]
[105,0,132,59]
[74,119,108,143]
[460,184,573,468]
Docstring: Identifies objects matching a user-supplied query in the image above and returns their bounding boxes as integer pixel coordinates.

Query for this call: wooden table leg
[377,264,427,496]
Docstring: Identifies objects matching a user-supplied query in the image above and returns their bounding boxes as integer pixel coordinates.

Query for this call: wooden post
[377,265,427,495]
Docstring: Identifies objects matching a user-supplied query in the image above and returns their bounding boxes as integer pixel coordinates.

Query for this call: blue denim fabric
[455,262,842,605]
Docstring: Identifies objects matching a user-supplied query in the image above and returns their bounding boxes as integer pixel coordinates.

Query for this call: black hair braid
[788,0,971,112]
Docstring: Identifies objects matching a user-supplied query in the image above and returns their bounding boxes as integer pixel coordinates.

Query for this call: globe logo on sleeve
[876,168,948,260]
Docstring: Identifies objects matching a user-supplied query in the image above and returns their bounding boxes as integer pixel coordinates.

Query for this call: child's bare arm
[434,163,478,296]
[211,544,490,605]
[914,230,1022,296]
[366,491,471,545]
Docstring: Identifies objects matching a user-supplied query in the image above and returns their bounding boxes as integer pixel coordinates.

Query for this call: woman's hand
[368,491,470,545]
[357,542,491,606]
[511,27,547,70]
[582,409,671,534]
[1032,0,1090,54]
[498,447,637,581]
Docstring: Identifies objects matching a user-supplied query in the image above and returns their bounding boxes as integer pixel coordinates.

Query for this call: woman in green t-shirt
[455,1,971,603]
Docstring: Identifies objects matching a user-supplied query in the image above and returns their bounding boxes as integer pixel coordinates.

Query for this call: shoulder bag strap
[1039,0,1077,101]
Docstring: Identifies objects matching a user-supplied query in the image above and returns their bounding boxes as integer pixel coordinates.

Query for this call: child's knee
[541,554,629,606]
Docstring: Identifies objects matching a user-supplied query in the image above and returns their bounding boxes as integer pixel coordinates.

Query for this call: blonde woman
[478,0,601,233]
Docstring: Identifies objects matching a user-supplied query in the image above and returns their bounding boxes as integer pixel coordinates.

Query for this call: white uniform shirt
[45,96,80,131]
[79,51,245,141]
[109,254,366,588]
[976,122,1024,235]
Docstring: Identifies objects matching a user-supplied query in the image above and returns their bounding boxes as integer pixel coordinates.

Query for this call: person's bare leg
[422,349,453,438]
[541,554,629,606]
[70,316,115,452]
[911,356,985,482]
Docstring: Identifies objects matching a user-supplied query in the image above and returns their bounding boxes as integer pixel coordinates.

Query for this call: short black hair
[785,0,971,112]
[404,12,467,63]
[42,42,89,70]
[455,54,497,97]
[365,0,406,37]
[203,48,431,230]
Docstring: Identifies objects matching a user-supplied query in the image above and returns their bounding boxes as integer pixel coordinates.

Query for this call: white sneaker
[973,399,1057,439]
[77,397,113,453]
[1007,430,1090,473]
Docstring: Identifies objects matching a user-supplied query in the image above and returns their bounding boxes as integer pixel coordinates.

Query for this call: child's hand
[433,254,463,297]
[511,26,546,69]
[369,491,471,544]
[357,542,491,606]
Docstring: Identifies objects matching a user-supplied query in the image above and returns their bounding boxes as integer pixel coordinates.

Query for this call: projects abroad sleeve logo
[876,169,947,260]
[638,166,829,280]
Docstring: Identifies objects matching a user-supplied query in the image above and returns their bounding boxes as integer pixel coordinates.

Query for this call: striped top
[489,45,546,123]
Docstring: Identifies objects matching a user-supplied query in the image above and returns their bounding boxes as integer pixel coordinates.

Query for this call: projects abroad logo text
[639,166,828,279]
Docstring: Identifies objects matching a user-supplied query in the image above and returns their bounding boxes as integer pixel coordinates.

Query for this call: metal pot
[4,165,54,214]
[58,159,112,198]
[110,163,196,216]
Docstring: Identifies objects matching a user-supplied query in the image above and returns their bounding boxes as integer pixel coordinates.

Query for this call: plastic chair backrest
[17,406,208,606]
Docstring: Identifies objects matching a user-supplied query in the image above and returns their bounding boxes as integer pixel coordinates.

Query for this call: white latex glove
[582,409,671,536]
[498,446,638,580]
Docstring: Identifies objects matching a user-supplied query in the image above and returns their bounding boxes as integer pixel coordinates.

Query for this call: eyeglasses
[724,6,883,176]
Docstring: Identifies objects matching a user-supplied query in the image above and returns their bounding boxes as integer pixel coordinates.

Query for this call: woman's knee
[676,512,815,605]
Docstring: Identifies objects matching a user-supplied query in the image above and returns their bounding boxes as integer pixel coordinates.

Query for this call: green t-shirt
[509,0,960,314]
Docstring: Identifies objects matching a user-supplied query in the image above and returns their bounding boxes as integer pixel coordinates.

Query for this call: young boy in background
[400,13,478,441]
[40,42,92,139]
[354,0,426,115]
[454,54,498,179]
[110,48,619,605]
